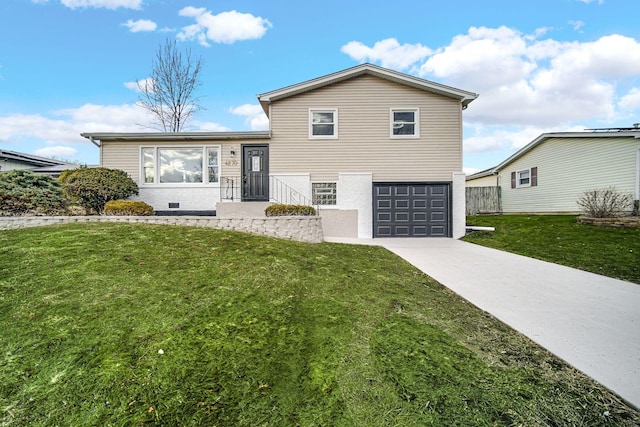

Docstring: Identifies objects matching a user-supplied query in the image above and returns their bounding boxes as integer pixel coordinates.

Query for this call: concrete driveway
[326,237,640,409]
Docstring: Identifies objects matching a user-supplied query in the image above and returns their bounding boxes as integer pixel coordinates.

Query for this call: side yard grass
[464,215,640,284]
[1,223,639,426]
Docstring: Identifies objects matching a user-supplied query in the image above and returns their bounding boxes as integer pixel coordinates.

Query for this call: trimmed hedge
[265,204,316,217]
[59,167,138,214]
[104,200,155,216]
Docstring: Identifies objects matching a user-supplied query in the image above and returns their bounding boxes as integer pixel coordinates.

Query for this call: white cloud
[569,20,585,31]
[0,104,154,148]
[341,38,432,70]
[177,7,272,46]
[123,19,157,33]
[124,77,153,92]
[577,0,603,4]
[230,104,268,130]
[34,145,78,159]
[401,28,640,128]
[190,121,231,132]
[60,0,142,9]
[619,88,640,111]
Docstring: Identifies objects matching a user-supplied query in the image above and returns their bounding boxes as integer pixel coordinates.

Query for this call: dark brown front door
[242,145,269,201]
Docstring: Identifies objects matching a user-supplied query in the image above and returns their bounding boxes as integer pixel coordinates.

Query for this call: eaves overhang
[81,131,272,146]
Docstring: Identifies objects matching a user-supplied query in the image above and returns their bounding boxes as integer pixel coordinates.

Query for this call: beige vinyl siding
[499,137,640,213]
[101,140,245,184]
[268,75,463,181]
[466,175,498,187]
[101,142,140,181]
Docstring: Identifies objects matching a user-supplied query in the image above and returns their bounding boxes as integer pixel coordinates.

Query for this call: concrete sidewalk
[325,237,640,409]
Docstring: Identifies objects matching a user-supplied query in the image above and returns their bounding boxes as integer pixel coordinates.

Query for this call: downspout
[634,148,640,215]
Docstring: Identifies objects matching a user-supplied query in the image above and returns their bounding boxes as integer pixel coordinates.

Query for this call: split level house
[466,130,640,214]
[82,63,478,239]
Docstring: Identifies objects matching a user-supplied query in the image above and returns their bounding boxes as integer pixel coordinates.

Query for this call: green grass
[1,223,638,426]
[464,215,640,284]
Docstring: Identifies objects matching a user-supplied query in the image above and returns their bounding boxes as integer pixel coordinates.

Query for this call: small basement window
[312,182,337,205]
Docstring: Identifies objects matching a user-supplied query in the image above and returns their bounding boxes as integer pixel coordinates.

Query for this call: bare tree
[137,38,204,132]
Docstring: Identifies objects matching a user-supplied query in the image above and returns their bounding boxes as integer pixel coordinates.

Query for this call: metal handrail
[219,175,318,214]
[269,176,313,207]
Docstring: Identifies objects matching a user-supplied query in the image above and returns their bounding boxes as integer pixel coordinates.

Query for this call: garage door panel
[377,213,391,222]
[395,200,409,208]
[373,182,450,238]
[413,186,427,196]
[413,199,427,208]
[413,212,427,221]
[377,200,391,209]
[395,187,409,196]
[395,212,409,222]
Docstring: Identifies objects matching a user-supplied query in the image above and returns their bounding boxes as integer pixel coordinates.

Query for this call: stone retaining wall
[0,215,325,243]
[577,216,640,228]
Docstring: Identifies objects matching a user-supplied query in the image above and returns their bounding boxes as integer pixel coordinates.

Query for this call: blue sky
[1,0,639,173]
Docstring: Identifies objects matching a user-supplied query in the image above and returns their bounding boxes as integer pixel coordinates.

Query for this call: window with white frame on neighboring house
[309,109,337,138]
[140,146,220,185]
[312,182,337,205]
[390,108,419,138]
[511,167,538,188]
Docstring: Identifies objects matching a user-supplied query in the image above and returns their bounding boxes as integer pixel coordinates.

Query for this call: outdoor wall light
[230,149,236,156]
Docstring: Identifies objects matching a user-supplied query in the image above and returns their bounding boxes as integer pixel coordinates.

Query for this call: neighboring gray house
[82,63,478,238]
[0,149,80,177]
[466,130,640,214]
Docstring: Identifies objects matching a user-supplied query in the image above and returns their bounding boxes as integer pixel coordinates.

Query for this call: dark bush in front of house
[0,170,66,216]
[59,167,138,214]
[265,203,317,217]
[104,200,155,216]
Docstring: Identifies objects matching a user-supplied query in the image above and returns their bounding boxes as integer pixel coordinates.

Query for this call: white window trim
[516,168,531,188]
[309,108,338,139]
[139,145,221,187]
[390,108,420,139]
[311,181,338,206]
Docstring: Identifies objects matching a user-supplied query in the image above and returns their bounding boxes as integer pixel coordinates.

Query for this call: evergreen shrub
[104,200,155,216]
[265,204,317,217]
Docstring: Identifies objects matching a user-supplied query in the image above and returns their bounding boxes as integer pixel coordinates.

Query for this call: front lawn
[464,215,640,284]
[1,223,638,426]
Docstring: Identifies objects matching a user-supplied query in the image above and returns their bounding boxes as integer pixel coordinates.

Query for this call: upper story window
[309,109,338,139]
[390,108,419,138]
[141,146,220,185]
